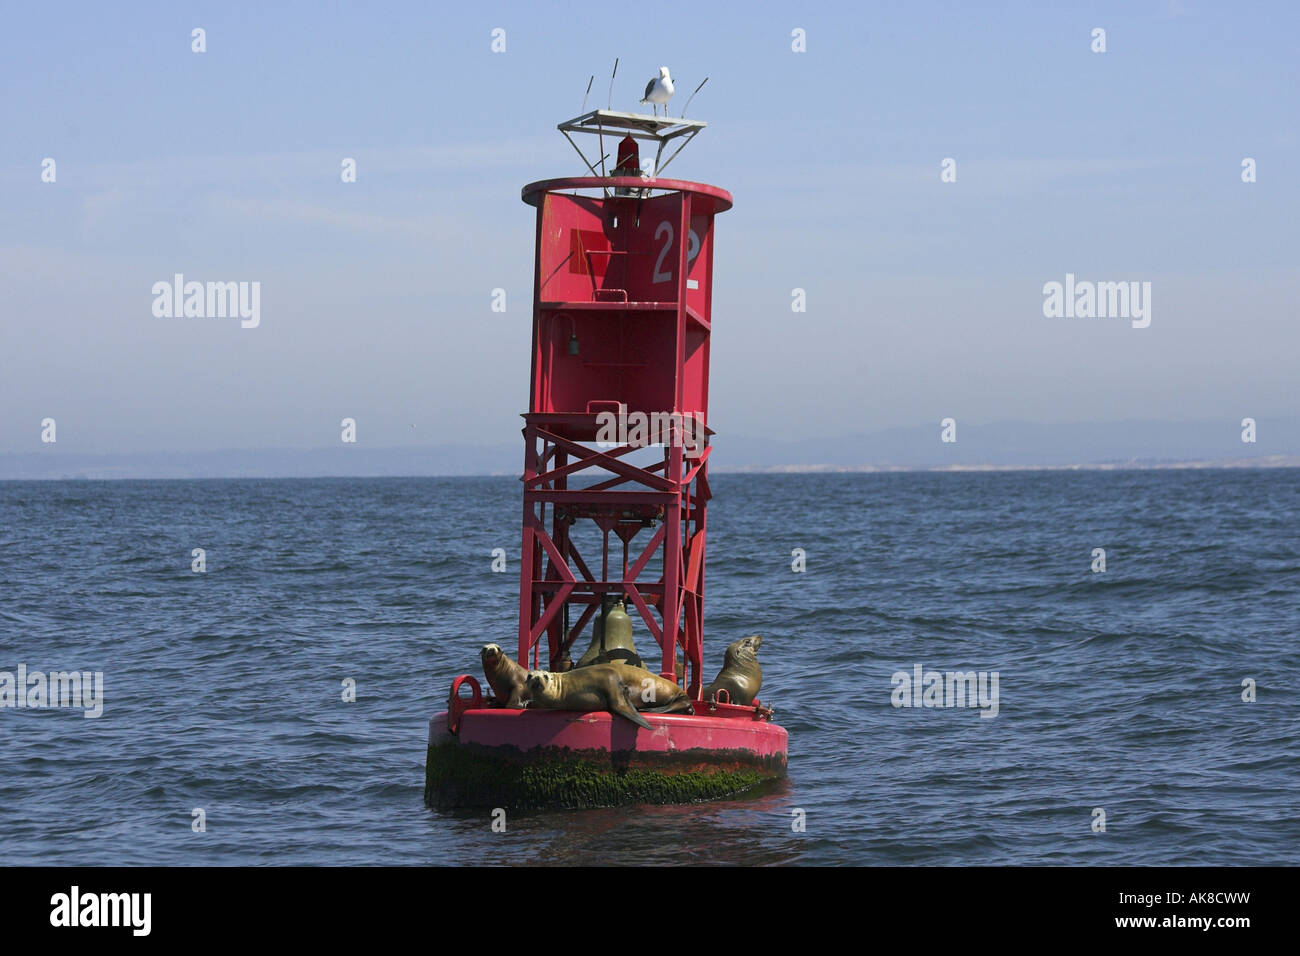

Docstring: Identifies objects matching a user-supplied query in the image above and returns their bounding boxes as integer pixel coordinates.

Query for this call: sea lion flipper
[640,696,693,714]
[610,689,653,730]
[619,705,654,731]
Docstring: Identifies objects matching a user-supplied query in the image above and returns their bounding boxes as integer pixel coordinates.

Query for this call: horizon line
[5,456,1298,483]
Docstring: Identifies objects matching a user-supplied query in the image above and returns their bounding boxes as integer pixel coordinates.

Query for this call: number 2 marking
[652,221,702,284]
[653,221,674,283]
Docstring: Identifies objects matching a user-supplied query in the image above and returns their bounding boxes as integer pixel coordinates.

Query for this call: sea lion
[703,635,763,706]
[608,662,693,716]
[480,643,530,708]
[525,663,691,729]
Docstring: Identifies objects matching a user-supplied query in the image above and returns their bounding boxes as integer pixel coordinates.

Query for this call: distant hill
[2,419,1296,480]
[714,419,1300,471]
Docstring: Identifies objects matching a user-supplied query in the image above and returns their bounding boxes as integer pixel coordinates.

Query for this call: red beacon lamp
[426,108,788,810]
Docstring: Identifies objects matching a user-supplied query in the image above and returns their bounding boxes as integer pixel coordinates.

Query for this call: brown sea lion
[703,635,763,706]
[525,663,691,729]
[480,643,530,708]
[608,662,693,716]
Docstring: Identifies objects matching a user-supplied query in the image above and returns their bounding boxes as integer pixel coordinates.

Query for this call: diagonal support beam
[526,429,673,492]
[526,515,577,645]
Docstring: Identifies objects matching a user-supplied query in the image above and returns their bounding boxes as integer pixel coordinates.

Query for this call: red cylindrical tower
[516,164,730,700]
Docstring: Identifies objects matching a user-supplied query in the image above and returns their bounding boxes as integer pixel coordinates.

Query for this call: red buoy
[427,109,787,809]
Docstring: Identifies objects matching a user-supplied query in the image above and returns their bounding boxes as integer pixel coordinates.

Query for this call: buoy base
[424,706,788,810]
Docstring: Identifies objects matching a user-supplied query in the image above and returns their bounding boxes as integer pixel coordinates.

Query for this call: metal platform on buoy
[425,103,789,810]
[557,109,706,181]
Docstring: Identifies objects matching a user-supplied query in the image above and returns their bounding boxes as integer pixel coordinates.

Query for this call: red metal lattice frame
[517,420,710,699]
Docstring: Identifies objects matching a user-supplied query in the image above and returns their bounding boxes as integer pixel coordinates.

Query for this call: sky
[1,0,1297,461]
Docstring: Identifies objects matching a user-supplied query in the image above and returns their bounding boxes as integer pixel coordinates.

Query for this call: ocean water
[0,470,1296,866]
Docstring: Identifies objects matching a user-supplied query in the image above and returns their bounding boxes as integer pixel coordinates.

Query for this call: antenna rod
[599,58,618,181]
[681,76,708,118]
[581,74,594,113]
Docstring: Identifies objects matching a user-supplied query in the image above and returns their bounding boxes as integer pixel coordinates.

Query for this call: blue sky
[2,0,1297,456]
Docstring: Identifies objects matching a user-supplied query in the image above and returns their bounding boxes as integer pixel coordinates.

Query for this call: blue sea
[1,470,1296,865]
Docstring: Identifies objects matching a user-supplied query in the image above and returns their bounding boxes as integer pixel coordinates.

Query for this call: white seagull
[640,66,674,117]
